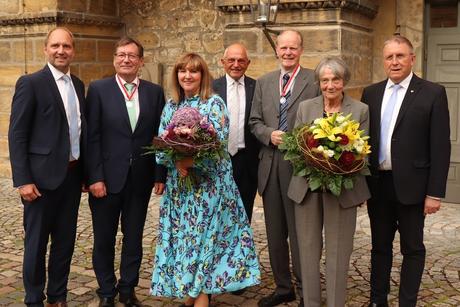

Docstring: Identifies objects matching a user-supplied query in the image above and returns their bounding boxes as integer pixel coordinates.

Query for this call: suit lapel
[393,75,422,131]
[244,78,254,125]
[42,66,67,119]
[271,70,282,111]
[310,96,324,121]
[340,94,353,116]
[112,76,133,132]
[135,80,146,133]
[289,68,308,109]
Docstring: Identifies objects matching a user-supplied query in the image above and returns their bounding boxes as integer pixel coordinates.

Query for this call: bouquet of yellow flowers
[279,112,371,196]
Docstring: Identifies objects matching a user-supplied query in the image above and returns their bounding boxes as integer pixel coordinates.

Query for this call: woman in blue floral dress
[150,53,260,307]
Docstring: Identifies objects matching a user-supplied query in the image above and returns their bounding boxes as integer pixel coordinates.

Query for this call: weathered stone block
[0,138,8,157]
[97,40,115,62]
[58,0,86,12]
[74,40,97,62]
[79,64,101,86]
[202,33,224,55]
[0,0,20,15]
[0,89,13,113]
[137,32,160,49]
[0,113,10,137]
[23,0,57,12]
[0,67,23,86]
[11,40,35,63]
[0,159,12,178]
[0,42,11,63]
[224,30,258,53]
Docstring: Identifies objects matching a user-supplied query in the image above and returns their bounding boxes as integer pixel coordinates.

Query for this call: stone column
[0,0,124,178]
[216,0,379,98]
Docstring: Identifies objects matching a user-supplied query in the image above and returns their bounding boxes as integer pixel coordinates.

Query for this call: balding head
[221,43,251,81]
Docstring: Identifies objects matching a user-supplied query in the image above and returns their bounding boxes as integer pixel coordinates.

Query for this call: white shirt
[379,72,413,170]
[225,74,246,149]
[116,74,140,121]
[47,63,81,160]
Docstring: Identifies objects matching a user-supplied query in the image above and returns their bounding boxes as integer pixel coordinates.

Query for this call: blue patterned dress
[150,94,260,298]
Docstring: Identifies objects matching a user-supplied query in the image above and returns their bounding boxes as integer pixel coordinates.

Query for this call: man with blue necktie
[361,35,451,307]
[86,37,166,307]
[8,27,86,307]
[249,29,320,307]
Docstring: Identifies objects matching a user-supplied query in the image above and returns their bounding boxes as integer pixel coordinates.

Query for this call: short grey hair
[315,56,351,86]
[383,35,414,53]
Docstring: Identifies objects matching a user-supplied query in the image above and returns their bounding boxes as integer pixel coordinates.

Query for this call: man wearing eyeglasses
[361,35,450,307]
[213,43,260,226]
[86,37,166,307]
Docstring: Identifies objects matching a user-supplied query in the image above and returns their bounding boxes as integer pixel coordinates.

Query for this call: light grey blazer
[287,94,371,208]
[249,67,320,194]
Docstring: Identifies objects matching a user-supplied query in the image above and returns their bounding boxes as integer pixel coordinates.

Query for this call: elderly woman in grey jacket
[287,56,370,307]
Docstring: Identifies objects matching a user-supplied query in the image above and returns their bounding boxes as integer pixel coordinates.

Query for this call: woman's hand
[175,157,194,177]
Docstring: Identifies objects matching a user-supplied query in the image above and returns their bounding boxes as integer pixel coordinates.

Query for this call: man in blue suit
[8,27,86,307]
[85,37,166,307]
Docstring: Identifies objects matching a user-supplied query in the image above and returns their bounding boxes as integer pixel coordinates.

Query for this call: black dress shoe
[98,297,115,307]
[119,292,142,307]
[368,303,389,307]
[258,291,296,307]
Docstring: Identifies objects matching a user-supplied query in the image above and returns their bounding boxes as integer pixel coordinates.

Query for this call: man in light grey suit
[249,29,320,307]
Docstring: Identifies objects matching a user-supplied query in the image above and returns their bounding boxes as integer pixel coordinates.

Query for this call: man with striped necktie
[86,37,166,307]
[249,29,320,307]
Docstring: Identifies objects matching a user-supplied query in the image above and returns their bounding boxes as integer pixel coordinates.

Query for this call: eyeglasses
[114,53,140,61]
[224,58,249,65]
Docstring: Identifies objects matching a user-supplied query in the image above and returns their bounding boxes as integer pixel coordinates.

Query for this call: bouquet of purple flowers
[146,107,225,189]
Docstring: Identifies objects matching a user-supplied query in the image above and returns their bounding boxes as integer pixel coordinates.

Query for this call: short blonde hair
[171,53,213,103]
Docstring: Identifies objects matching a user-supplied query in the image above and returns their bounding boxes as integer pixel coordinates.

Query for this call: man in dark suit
[213,43,260,223]
[249,30,320,307]
[361,35,450,307]
[8,28,85,307]
[85,37,166,307]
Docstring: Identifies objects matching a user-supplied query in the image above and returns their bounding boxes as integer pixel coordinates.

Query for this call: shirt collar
[47,62,71,81]
[386,72,413,90]
[116,74,140,86]
[226,74,245,86]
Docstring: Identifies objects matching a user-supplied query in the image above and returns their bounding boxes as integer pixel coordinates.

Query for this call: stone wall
[120,0,226,97]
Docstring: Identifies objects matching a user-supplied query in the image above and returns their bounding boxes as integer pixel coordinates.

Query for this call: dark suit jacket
[287,95,371,208]
[85,76,166,194]
[361,74,450,204]
[9,65,86,189]
[212,75,260,163]
[249,67,320,194]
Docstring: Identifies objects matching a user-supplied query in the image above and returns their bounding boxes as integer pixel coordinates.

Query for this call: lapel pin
[410,90,414,93]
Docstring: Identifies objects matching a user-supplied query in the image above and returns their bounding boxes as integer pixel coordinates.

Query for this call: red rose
[339,134,349,145]
[339,151,355,165]
[307,135,319,149]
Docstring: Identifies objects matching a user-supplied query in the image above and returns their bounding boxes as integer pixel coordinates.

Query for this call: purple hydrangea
[170,107,203,128]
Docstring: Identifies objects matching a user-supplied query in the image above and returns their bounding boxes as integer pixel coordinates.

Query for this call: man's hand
[424,196,441,215]
[175,157,194,178]
[18,184,41,202]
[271,130,285,146]
[153,182,165,195]
[89,181,107,198]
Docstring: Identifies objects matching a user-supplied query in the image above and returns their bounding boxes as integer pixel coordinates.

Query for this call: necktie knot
[282,73,290,88]
[62,74,71,83]
[124,82,135,94]
[392,83,401,91]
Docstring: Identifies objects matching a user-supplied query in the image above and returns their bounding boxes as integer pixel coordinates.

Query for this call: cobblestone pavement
[0,178,459,306]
